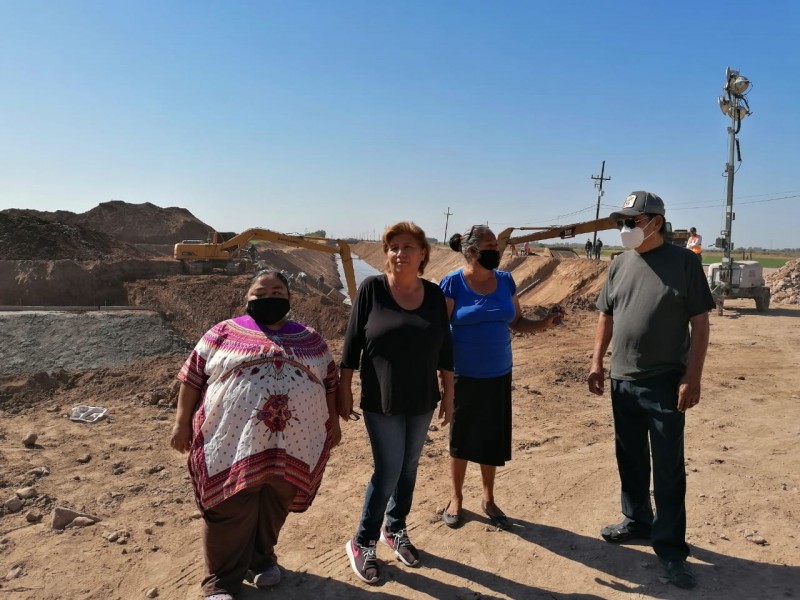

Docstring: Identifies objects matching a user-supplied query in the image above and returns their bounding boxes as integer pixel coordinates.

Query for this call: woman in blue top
[439,224,563,529]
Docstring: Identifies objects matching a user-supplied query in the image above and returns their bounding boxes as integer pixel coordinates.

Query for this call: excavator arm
[174,228,358,301]
[497,217,618,254]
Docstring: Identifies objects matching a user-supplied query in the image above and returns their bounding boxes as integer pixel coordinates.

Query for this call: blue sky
[1,1,798,249]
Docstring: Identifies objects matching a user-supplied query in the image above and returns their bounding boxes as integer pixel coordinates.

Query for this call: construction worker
[585,239,593,259]
[687,227,702,264]
[594,238,603,260]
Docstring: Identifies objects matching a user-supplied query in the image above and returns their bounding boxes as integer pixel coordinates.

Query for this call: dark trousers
[355,409,434,545]
[611,372,689,561]
[201,479,296,596]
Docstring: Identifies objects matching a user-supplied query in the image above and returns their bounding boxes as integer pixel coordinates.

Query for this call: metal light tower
[716,67,752,294]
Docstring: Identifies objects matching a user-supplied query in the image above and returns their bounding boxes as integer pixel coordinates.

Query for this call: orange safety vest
[688,235,702,254]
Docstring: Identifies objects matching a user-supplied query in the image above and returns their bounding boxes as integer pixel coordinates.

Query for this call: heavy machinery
[707,260,770,313]
[497,216,690,254]
[497,217,618,254]
[173,229,357,300]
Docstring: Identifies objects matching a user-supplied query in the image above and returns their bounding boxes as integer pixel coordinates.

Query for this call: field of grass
[701,251,798,269]
[592,249,798,269]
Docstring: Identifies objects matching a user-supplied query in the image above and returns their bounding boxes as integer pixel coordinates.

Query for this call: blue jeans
[611,372,689,561]
[355,409,434,545]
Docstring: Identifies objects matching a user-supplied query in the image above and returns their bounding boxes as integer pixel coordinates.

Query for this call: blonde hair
[381,221,430,275]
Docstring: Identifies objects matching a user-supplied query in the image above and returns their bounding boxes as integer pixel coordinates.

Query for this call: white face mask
[619,225,645,249]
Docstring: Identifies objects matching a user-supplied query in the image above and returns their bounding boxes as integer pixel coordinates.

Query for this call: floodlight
[730,75,750,96]
[730,105,750,120]
[718,96,731,115]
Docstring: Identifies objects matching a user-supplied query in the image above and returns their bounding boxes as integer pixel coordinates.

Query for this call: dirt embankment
[126,274,350,344]
[352,242,608,311]
[0,260,183,306]
[2,201,212,245]
[0,213,144,261]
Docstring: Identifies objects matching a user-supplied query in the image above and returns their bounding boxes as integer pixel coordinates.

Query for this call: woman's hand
[170,421,192,453]
[438,385,454,426]
[329,418,342,447]
[337,386,354,421]
[438,395,453,426]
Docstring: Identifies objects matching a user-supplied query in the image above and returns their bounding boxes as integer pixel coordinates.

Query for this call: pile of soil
[126,274,350,344]
[3,201,212,245]
[352,242,608,310]
[766,258,800,304]
[0,213,143,261]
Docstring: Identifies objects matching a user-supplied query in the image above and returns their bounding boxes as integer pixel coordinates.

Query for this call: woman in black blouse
[339,221,454,584]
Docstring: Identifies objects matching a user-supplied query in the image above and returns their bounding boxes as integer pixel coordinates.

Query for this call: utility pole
[443,207,453,244]
[590,161,611,251]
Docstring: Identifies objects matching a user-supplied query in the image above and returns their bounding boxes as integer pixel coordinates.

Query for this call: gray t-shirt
[596,242,715,380]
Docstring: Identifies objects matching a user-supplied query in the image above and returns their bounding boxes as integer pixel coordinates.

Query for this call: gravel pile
[766,258,800,304]
[0,310,189,374]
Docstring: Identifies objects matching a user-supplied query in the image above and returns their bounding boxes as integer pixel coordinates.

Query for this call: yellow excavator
[497,217,690,254]
[173,229,357,301]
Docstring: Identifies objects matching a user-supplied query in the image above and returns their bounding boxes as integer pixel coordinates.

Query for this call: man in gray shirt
[588,191,715,589]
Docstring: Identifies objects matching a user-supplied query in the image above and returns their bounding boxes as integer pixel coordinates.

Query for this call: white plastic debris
[69,405,108,423]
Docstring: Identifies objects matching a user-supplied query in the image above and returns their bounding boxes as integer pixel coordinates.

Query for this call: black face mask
[476,249,500,271]
[247,297,290,325]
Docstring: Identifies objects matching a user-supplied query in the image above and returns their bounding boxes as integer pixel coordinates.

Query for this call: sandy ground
[1,259,799,598]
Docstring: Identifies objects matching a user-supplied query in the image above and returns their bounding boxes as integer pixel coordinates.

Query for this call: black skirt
[449,372,512,466]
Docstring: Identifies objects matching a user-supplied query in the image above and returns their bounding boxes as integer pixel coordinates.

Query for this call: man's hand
[587,370,605,395]
[678,375,701,412]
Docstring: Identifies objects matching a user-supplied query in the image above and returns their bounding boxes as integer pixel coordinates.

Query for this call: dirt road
[1,295,798,599]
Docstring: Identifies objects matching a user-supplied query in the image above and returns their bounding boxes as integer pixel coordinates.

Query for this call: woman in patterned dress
[170,270,340,600]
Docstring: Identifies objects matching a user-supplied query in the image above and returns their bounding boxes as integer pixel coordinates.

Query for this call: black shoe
[600,520,651,543]
[442,502,464,529]
[660,559,696,589]
[481,502,511,530]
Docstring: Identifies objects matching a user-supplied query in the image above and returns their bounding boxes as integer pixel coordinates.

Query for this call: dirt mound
[126,274,351,344]
[766,258,800,304]
[351,242,608,309]
[0,259,181,306]
[0,213,143,260]
[3,201,212,245]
